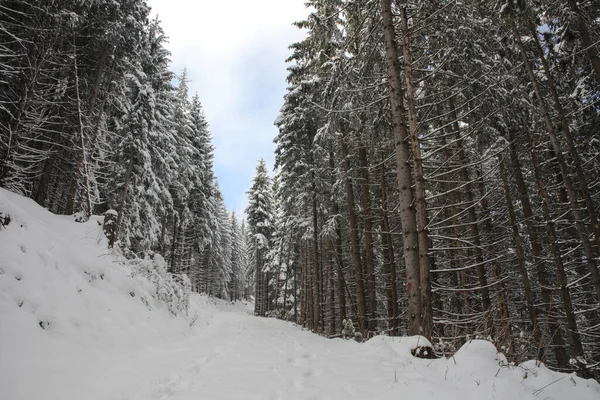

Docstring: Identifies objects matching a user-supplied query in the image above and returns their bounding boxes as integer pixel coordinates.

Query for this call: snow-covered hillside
[1,189,599,400]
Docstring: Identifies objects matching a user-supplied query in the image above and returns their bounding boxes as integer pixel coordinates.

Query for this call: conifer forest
[2,0,600,380]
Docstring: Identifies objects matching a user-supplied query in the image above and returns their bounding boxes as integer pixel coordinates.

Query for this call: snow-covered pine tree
[229,211,247,302]
[245,159,276,316]
[107,17,175,254]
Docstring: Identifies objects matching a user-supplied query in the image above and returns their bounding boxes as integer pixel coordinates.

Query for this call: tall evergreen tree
[246,159,276,316]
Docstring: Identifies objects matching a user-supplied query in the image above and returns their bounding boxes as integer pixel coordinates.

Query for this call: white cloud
[148,0,308,211]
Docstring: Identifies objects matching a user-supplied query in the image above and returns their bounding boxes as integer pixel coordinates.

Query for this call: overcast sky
[148,0,309,214]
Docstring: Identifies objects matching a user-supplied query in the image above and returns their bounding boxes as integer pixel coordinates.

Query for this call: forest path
[96,298,600,400]
[108,301,416,400]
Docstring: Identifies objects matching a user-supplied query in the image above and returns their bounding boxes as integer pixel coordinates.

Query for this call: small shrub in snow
[342,318,356,340]
[103,210,118,248]
[73,211,88,223]
[265,308,286,319]
[134,253,191,315]
[354,331,363,342]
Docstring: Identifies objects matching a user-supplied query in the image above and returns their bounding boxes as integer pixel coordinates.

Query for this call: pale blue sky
[148,0,308,213]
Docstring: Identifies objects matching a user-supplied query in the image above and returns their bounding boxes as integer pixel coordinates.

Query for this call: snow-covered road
[103,300,421,400]
[89,299,600,400]
[78,300,420,399]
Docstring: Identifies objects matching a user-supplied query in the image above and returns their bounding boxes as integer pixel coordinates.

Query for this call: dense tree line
[256,0,600,376]
[0,0,251,301]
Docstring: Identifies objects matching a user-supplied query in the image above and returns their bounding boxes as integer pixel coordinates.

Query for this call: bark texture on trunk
[399,6,432,339]
[381,0,422,335]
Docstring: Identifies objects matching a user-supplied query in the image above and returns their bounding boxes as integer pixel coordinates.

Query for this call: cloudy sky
[148,0,309,213]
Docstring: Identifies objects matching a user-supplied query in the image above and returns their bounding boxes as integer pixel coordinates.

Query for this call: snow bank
[0,189,198,399]
[364,334,432,359]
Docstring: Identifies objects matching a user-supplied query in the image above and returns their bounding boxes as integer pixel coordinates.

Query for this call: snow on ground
[1,188,600,400]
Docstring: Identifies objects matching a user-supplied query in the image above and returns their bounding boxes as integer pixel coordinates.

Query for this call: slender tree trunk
[300,247,307,326]
[507,129,568,363]
[499,156,542,357]
[88,44,109,114]
[448,97,492,335]
[335,240,347,333]
[440,129,470,333]
[311,174,321,332]
[255,244,262,316]
[293,243,299,322]
[35,156,54,206]
[170,214,179,273]
[379,155,399,335]
[527,125,582,368]
[159,216,168,254]
[341,134,367,335]
[67,28,92,218]
[514,29,600,301]
[527,20,600,260]
[0,48,41,184]
[113,154,134,247]
[327,248,336,334]
[381,0,422,335]
[359,144,377,335]
[329,152,347,331]
[477,165,511,347]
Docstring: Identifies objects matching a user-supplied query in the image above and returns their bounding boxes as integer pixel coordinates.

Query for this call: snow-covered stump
[412,344,435,359]
[103,209,118,247]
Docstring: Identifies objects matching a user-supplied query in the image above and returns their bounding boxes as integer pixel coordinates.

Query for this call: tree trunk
[341,134,367,335]
[114,155,134,247]
[440,129,471,334]
[381,0,422,335]
[379,157,399,334]
[359,144,377,335]
[327,248,336,334]
[67,29,92,218]
[514,29,600,302]
[35,156,54,206]
[499,156,542,357]
[170,214,179,273]
[448,96,492,335]
[527,20,600,269]
[329,152,347,331]
[312,174,321,332]
[255,244,262,316]
[477,165,511,348]
[527,125,582,368]
[399,7,433,338]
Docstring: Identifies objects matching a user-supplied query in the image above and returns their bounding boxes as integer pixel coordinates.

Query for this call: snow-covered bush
[133,253,191,315]
[265,308,286,319]
[342,318,359,341]
[0,211,9,229]
[102,209,118,247]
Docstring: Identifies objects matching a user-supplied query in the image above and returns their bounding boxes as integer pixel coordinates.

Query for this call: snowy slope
[1,188,599,400]
[0,188,199,399]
